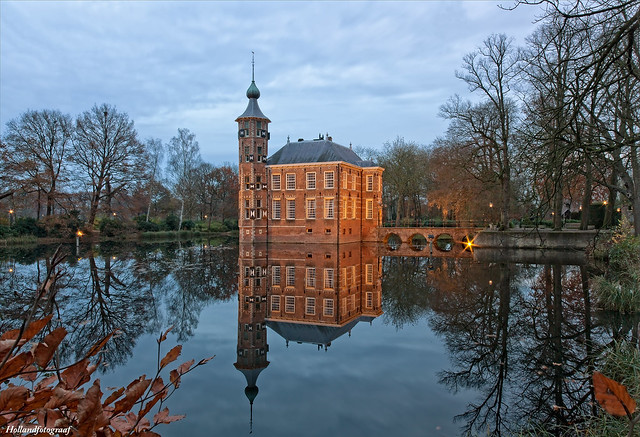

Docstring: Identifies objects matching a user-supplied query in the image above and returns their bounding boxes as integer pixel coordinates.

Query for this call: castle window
[256,199,261,208]
[272,174,281,190]
[286,173,296,190]
[306,172,316,189]
[287,199,296,220]
[324,171,334,189]
[366,264,373,284]
[324,198,334,219]
[323,299,334,316]
[285,296,295,313]
[342,199,347,219]
[286,266,295,286]
[271,295,281,312]
[244,121,249,129]
[272,265,281,286]
[366,199,373,219]
[351,198,357,219]
[343,171,348,189]
[366,292,373,309]
[257,121,262,129]
[257,146,263,155]
[351,174,356,190]
[305,297,316,315]
[306,199,316,219]
[272,200,281,219]
[324,269,335,290]
[306,267,316,288]
[367,175,374,191]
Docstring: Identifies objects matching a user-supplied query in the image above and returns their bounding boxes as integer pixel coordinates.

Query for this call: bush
[181,220,195,230]
[135,218,160,232]
[0,224,15,237]
[39,212,85,238]
[208,221,228,232]
[223,218,238,230]
[164,215,180,231]
[12,217,46,237]
[99,218,125,237]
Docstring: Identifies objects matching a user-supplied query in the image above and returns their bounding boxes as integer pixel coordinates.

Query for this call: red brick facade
[237,80,383,244]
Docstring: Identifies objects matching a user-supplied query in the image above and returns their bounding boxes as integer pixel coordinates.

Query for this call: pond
[1,240,638,436]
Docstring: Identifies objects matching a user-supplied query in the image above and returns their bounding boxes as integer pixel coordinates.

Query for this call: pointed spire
[246,51,260,99]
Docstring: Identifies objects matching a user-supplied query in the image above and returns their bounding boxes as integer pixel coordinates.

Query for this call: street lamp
[8,209,14,226]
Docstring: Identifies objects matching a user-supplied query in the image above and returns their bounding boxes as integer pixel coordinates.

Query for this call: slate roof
[267,139,377,167]
[266,315,376,346]
[236,98,270,121]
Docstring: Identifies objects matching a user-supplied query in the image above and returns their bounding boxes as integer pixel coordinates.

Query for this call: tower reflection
[234,242,382,431]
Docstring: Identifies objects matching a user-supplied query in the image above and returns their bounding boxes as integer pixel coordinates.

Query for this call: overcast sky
[0,1,544,165]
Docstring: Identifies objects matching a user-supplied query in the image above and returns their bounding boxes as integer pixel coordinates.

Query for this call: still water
[1,240,637,436]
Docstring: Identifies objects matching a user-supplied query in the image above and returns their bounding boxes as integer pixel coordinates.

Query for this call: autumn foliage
[593,371,639,436]
[0,317,212,437]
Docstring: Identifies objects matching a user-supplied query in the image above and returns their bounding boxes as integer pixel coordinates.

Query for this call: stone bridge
[376,226,484,258]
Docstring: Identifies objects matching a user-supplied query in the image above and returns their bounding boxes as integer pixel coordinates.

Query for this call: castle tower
[237,54,270,243]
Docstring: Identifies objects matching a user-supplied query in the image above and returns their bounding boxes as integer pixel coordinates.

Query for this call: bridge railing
[382,219,488,228]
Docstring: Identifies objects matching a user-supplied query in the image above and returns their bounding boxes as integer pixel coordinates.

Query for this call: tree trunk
[580,156,592,231]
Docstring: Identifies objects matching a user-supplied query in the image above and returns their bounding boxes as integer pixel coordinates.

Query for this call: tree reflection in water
[0,240,238,370]
[383,255,640,436]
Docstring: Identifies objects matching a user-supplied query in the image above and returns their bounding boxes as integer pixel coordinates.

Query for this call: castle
[236,71,384,244]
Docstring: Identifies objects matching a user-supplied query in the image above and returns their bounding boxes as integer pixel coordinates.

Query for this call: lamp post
[76,230,83,255]
[8,209,14,226]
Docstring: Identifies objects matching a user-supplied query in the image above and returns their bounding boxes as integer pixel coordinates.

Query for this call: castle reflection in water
[234,242,382,426]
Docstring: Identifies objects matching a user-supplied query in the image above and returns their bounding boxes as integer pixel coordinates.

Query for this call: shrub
[164,215,180,231]
[39,213,85,238]
[181,220,195,230]
[99,218,126,237]
[208,221,228,232]
[12,217,46,237]
[223,218,238,230]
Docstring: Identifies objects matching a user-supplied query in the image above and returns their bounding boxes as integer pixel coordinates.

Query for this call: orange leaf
[0,351,34,380]
[86,332,114,358]
[593,371,637,417]
[150,377,167,398]
[24,387,55,410]
[176,359,194,376]
[113,377,151,415]
[153,407,185,424]
[169,369,181,389]
[33,327,67,367]
[158,326,174,344]
[77,379,108,435]
[137,393,161,421]
[44,386,84,409]
[159,345,181,370]
[60,359,92,390]
[0,385,29,411]
[1,315,52,341]
[103,386,125,407]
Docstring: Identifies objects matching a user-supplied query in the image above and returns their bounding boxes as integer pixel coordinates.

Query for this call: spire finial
[252,51,255,82]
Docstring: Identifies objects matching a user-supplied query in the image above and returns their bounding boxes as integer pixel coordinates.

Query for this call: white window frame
[286,266,295,286]
[323,298,334,316]
[285,296,295,313]
[306,267,316,288]
[272,265,281,286]
[324,268,335,290]
[324,198,334,219]
[272,174,281,190]
[287,199,296,220]
[366,292,373,309]
[271,295,281,312]
[367,174,374,191]
[366,199,373,219]
[286,173,296,190]
[351,198,357,219]
[365,264,373,284]
[306,198,316,219]
[306,172,316,189]
[324,171,335,189]
[272,199,281,219]
[305,297,316,315]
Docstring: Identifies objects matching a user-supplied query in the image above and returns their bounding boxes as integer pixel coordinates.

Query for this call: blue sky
[0,1,543,165]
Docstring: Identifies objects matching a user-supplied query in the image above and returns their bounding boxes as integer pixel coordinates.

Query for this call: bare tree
[450,34,522,229]
[143,138,164,222]
[2,109,73,217]
[72,104,143,227]
[166,128,202,228]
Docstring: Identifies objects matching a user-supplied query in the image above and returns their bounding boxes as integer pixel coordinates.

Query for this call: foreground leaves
[0,318,214,436]
[593,371,637,417]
